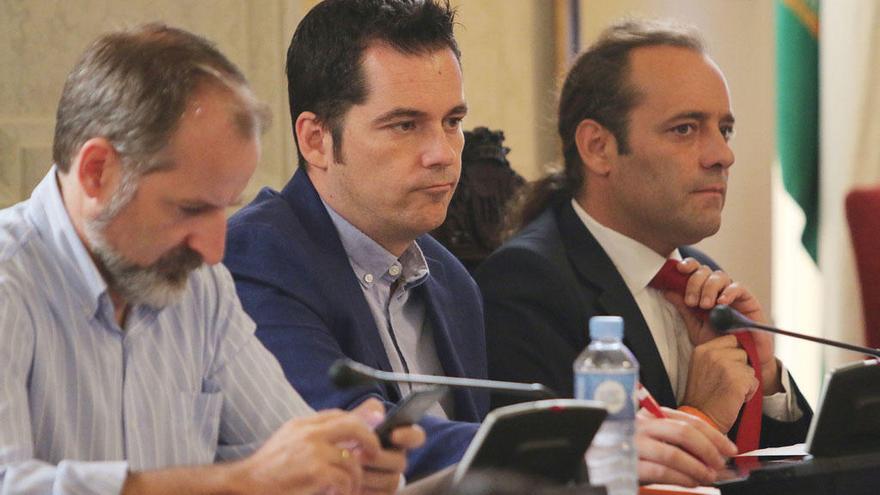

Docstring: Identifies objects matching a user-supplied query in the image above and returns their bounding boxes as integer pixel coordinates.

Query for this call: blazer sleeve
[475,245,588,409]
[758,376,813,447]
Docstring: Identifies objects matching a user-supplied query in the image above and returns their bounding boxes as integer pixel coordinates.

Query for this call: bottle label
[576,373,637,420]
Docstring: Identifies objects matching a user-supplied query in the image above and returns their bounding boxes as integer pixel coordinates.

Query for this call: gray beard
[83,206,203,309]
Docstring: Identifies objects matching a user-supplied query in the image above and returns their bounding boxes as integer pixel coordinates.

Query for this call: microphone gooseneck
[709,305,880,358]
[708,304,751,331]
[329,359,378,388]
[329,358,558,399]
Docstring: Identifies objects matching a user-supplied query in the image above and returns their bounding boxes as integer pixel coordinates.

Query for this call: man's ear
[295,111,334,170]
[574,119,619,177]
[74,137,121,200]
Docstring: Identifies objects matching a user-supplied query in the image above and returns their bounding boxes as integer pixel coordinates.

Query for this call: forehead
[626,45,732,118]
[357,43,464,110]
[146,86,258,203]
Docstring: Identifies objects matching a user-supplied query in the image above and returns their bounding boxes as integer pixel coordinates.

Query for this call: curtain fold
[819,0,880,366]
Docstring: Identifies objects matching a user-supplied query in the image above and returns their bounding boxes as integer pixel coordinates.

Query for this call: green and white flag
[776,0,819,261]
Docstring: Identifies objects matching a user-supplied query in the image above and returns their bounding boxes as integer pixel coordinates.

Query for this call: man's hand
[636,407,737,487]
[351,399,426,495]
[232,407,381,495]
[680,335,758,432]
[123,399,424,495]
[666,259,782,397]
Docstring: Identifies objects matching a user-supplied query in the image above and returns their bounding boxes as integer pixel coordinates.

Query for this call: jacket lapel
[556,203,677,407]
[418,251,481,422]
[280,169,397,395]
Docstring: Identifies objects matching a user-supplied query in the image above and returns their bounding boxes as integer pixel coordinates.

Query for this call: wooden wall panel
[0,0,306,207]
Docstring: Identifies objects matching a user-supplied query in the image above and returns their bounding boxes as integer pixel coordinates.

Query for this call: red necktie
[649,259,762,452]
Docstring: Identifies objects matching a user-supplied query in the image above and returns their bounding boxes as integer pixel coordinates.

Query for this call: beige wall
[453,0,558,181]
[0,0,557,202]
[0,0,321,208]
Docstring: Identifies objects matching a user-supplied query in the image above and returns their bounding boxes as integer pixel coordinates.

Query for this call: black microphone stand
[330,358,558,399]
[710,304,880,358]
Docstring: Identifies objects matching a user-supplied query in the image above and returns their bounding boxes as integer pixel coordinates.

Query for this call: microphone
[329,358,558,399]
[709,304,880,358]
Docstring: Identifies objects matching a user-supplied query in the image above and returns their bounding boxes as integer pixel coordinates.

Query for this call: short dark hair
[509,18,705,232]
[286,0,459,167]
[53,23,269,175]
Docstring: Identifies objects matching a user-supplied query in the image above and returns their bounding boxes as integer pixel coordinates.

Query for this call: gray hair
[52,23,270,178]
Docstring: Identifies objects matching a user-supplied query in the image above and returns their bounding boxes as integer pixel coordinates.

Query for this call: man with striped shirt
[0,24,422,495]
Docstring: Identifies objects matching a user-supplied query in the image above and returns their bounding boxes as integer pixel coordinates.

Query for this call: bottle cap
[589,315,624,340]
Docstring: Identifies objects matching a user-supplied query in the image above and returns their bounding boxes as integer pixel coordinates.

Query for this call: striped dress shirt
[0,170,314,494]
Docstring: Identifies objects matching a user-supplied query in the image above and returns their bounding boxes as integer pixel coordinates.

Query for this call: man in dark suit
[476,19,812,487]
[224,0,484,481]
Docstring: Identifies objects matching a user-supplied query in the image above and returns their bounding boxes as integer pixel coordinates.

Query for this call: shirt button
[364,273,374,284]
[389,265,401,277]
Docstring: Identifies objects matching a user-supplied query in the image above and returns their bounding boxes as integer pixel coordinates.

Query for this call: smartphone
[375,386,449,448]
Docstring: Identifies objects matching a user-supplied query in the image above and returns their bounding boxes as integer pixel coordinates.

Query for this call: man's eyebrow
[372,104,469,126]
[448,103,468,116]
[665,111,709,123]
[664,111,735,125]
[178,195,244,209]
[373,108,428,125]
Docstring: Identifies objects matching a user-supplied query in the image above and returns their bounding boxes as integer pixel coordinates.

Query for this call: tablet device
[806,358,880,456]
[453,399,607,485]
[713,359,880,494]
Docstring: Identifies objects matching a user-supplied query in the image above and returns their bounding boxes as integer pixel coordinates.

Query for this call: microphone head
[329,359,378,388]
[709,304,754,332]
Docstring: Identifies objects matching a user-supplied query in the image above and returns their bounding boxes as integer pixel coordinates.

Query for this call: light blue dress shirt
[0,170,314,494]
[324,203,452,418]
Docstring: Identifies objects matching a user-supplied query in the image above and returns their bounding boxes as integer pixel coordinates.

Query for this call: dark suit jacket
[225,169,487,480]
[474,201,812,448]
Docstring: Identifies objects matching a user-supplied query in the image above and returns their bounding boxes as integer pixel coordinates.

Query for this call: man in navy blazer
[224,0,485,481]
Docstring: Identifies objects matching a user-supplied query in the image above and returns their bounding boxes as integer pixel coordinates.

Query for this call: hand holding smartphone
[375,386,448,448]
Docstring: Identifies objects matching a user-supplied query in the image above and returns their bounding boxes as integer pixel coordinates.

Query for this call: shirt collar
[570,199,681,295]
[323,201,429,290]
[25,167,110,316]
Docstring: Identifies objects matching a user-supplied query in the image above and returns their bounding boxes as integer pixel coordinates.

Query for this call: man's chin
[119,278,190,309]
[84,217,203,309]
[680,220,722,245]
[414,218,447,238]
[113,266,200,309]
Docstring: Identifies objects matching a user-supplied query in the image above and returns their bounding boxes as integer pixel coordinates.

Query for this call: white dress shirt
[571,199,801,421]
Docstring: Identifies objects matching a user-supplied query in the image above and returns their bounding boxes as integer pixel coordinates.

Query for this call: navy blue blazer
[475,201,812,448]
[224,168,487,480]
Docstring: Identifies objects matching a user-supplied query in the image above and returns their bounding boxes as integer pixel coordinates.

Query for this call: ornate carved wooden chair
[432,127,525,272]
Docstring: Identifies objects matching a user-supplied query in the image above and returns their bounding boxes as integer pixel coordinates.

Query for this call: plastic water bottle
[575,316,639,495]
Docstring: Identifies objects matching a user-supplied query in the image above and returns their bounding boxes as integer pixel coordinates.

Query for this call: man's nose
[422,126,460,168]
[186,210,227,266]
[702,130,735,169]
